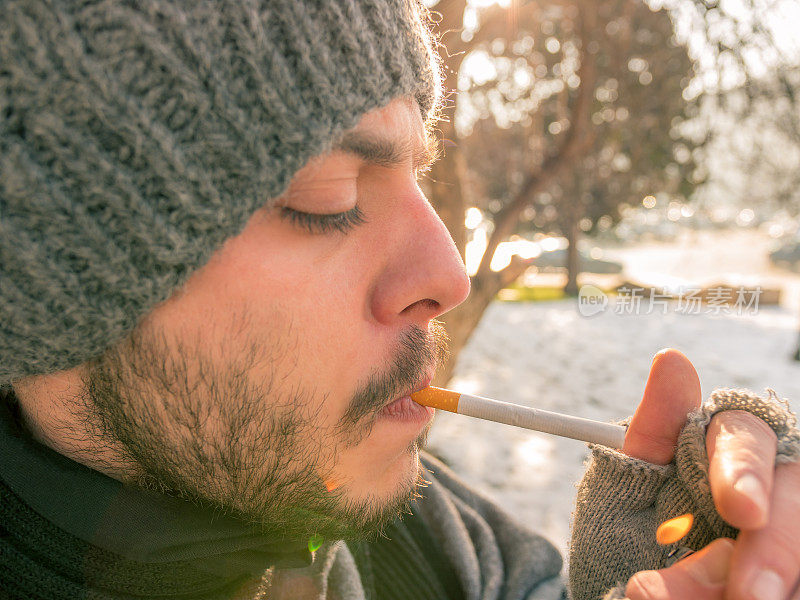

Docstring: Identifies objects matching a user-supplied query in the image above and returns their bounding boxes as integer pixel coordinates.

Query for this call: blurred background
[420,0,800,562]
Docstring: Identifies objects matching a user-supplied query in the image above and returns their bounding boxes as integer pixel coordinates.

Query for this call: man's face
[73,97,470,540]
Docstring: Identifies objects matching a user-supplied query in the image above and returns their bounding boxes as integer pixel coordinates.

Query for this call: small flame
[656,513,694,545]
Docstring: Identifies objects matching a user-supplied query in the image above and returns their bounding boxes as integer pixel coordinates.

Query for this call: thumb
[623,348,702,465]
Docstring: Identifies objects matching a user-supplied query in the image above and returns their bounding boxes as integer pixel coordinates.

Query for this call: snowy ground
[426,229,800,564]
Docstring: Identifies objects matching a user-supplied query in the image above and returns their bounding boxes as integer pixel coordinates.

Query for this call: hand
[622,348,800,600]
[624,537,734,600]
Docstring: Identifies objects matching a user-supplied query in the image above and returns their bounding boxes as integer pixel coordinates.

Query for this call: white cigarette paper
[411,387,627,449]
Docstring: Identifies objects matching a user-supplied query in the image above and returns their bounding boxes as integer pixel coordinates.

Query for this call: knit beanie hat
[0,0,442,384]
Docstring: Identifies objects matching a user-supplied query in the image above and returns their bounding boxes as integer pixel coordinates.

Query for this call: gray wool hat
[0,0,442,384]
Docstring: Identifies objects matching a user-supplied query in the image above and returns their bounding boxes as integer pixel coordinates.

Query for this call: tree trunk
[435,256,532,385]
[434,285,496,386]
[426,0,598,385]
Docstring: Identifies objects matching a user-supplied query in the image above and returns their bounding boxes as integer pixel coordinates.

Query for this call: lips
[379,395,432,420]
[375,372,434,414]
[396,373,434,406]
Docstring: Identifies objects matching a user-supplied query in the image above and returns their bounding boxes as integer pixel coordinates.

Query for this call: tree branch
[473,2,598,282]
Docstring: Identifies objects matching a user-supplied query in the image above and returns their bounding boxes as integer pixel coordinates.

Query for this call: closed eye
[280,206,366,235]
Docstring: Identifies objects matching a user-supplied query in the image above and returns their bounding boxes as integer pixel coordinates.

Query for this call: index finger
[624,538,734,600]
[706,409,777,530]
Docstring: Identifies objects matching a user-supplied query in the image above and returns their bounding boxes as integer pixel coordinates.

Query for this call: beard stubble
[73,314,449,541]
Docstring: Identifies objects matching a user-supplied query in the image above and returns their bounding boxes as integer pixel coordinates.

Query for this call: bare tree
[425,0,700,383]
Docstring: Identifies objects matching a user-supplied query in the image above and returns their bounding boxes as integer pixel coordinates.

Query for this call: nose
[369,190,471,326]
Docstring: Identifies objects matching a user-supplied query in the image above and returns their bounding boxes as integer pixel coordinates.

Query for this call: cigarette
[411,386,627,449]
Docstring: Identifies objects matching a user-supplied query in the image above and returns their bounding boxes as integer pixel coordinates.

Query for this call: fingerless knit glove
[568,388,800,600]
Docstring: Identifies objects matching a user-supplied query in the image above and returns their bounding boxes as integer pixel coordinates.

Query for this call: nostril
[400,298,440,316]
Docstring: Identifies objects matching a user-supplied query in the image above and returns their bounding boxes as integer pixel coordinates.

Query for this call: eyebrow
[333,131,439,172]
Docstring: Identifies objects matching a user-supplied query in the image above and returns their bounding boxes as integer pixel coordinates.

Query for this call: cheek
[270,264,368,408]
[160,216,374,419]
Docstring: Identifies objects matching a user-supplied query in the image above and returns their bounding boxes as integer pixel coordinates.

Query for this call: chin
[286,429,430,541]
[356,446,421,504]
[340,428,428,507]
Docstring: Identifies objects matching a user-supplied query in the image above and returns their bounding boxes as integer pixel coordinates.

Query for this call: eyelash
[280,205,366,235]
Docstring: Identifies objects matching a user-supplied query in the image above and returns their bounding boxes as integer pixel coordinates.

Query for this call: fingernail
[685,539,733,585]
[747,569,784,600]
[733,473,768,521]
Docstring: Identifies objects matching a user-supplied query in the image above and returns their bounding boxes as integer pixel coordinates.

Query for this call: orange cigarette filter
[656,513,694,545]
[410,386,460,412]
[411,386,627,449]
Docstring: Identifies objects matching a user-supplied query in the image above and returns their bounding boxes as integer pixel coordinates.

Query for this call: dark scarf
[0,386,311,599]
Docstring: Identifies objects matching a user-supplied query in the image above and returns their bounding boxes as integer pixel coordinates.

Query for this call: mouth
[377,373,435,422]
[389,372,434,408]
